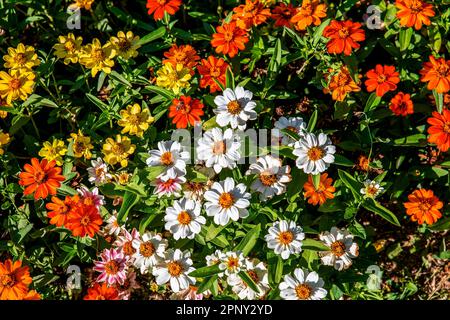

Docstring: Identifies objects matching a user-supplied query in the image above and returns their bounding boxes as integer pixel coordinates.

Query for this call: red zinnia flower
[395,0,435,30]
[365,65,400,97]
[323,20,365,56]
[46,195,80,227]
[271,3,297,28]
[83,283,119,300]
[389,92,414,116]
[168,96,204,129]
[163,44,200,71]
[146,0,181,21]
[231,0,271,30]
[403,189,443,225]
[197,56,229,93]
[420,55,450,94]
[427,109,450,152]
[211,22,249,58]
[18,158,65,200]
[66,204,103,238]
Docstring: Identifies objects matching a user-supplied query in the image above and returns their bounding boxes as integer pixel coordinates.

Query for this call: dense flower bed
[0,0,449,300]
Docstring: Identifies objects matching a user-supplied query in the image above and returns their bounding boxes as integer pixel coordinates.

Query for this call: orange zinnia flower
[146,0,181,20]
[323,66,360,101]
[303,173,335,206]
[168,96,204,129]
[271,3,297,28]
[211,22,249,58]
[46,195,80,227]
[323,20,365,56]
[0,259,32,300]
[83,283,119,300]
[427,109,450,152]
[232,0,271,30]
[389,92,414,116]
[197,56,229,93]
[364,65,400,97]
[23,290,41,300]
[66,204,103,238]
[163,44,200,71]
[403,189,443,225]
[420,56,450,94]
[395,0,435,30]
[291,0,327,31]
[18,158,65,200]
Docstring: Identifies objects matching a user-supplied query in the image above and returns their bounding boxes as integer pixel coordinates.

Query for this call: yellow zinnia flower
[109,31,141,60]
[79,39,116,77]
[69,130,94,159]
[3,43,40,72]
[115,171,131,185]
[156,63,192,95]
[0,130,11,155]
[0,69,35,104]
[38,138,68,166]
[53,33,83,65]
[118,103,154,138]
[102,135,136,167]
[74,0,95,10]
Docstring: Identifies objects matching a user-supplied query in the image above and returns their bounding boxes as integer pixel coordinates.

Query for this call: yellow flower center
[177,210,192,225]
[213,141,227,155]
[278,231,294,245]
[437,64,450,78]
[443,122,450,134]
[227,100,242,115]
[210,67,221,78]
[219,192,234,209]
[123,241,136,256]
[105,260,119,275]
[0,274,15,288]
[331,241,346,257]
[160,151,174,166]
[338,27,349,38]
[227,257,239,269]
[118,39,131,51]
[80,215,91,226]
[140,241,155,258]
[14,53,27,65]
[92,48,106,62]
[223,31,234,42]
[259,173,277,186]
[377,74,387,84]
[33,170,46,183]
[307,147,324,161]
[176,101,191,114]
[111,143,125,155]
[167,261,183,276]
[64,40,76,52]
[366,186,379,196]
[295,284,312,300]
[9,79,22,90]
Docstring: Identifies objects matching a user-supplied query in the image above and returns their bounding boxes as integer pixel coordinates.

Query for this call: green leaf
[196,275,219,294]
[312,19,331,46]
[429,217,450,231]
[338,169,362,200]
[399,27,413,51]
[432,90,444,113]
[334,154,354,167]
[136,27,166,46]
[312,174,321,189]
[302,238,330,251]
[57,184,78,196]
[225,67,235,89]
[364,93,382,112]
[86,93,109,112]
[306,110,318,132]
[393,133,427,146]
[362,198,400,226]
[189,264,222,278]
[238,271,260,293]
[234,224,261,256]
[144,85,175,101]
[117,192,140,223]
[268,38,282,78]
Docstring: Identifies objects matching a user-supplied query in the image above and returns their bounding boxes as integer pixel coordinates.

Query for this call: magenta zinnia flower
[94,248,129,285]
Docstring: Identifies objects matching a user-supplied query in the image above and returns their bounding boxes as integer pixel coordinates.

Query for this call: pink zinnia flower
[114,228,141,260]
[78,186,105,209]
[152,171,186,197]
[94,248,129,285]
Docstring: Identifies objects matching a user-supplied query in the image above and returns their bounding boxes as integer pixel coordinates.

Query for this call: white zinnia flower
[204,177,251,226]
[274,116,307,146]
[196,128,241,174]
[319,227,359,271]
[164,198,206,240]
[264,220,305,260]
[206,249,225,278]
[279,268,327,300]
[218,251,246,276]
[227,259,269,300]
[103,212,123,237]
[132,231,167,274]
[87,157,112,185]
[152,171,186,198]
[146,141,190,179]
[246,155,291,201]
[214,86,257,130]
[360,179,384,199]
[153,249,196,293]
[293,132,336,175]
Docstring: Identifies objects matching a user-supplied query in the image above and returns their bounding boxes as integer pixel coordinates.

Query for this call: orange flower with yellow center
[291,0,327,31]
[395,0,435,30]
[0,259,32,300]
[323,66,360,101]
[232,0,271,30]
[420,55,450,94]
[303,173,335,206]
[211,22,249,58]
[403,189,443,225]
[427,109,450,152]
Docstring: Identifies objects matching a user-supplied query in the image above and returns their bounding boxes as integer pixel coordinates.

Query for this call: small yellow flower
[102,134,136,168]
[0,96,10,118]
[0,130,11,155]
[109,31,141,60]
[0,69,35,105]
[118,103,154,138]
[156,63,192,95]
[79,39,116,77]
[3,43,40,72]
[53,33,83,65]
[38,138,68,166]
[74,0,95,10]
[115,171,131,185]
[69,130,94,159]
